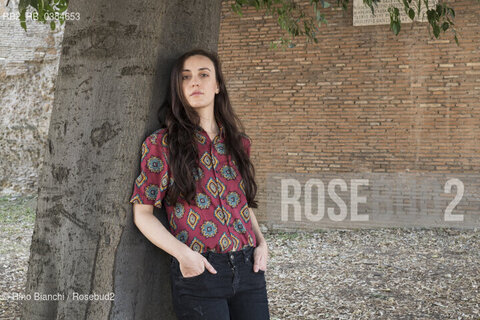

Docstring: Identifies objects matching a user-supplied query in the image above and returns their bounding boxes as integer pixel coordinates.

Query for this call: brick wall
[218,0,480,228]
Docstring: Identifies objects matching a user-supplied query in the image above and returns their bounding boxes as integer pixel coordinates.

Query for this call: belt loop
[203,250,211,262]
[242,246,249,263]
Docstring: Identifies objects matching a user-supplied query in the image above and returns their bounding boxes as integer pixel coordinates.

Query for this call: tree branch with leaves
[15,0,476,48]
[231,0,465,48]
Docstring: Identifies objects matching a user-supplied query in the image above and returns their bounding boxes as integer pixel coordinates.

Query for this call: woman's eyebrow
[182,67,211,72]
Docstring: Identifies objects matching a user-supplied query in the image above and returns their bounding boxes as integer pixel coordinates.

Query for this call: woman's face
[181,55,219,111]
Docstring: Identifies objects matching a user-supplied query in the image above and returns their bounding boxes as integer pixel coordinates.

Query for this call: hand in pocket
[178,250,217,278]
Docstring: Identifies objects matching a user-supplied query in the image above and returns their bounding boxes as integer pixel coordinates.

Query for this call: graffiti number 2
[444,178,464,222]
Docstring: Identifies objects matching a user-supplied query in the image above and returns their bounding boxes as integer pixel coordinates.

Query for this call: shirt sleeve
[129,133,169,208]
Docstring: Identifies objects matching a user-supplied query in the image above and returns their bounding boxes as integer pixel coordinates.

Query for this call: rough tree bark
[21,0,222,319]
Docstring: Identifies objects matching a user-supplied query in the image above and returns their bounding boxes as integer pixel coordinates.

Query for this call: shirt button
[230,253,234,260]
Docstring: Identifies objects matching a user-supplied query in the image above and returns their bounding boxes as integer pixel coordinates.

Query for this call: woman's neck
[198,116,218,136]
[195,107,218,138]
[201,121,219,140]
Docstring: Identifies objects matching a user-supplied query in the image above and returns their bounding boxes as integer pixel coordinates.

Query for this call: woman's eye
[182,74,208,80]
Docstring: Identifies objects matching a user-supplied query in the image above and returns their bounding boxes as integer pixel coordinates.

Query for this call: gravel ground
[265,228,479,320]
[1,196,479,319]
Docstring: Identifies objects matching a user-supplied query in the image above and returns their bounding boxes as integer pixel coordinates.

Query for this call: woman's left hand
[253,242,268,273]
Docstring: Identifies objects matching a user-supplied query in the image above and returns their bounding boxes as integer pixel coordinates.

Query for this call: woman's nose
[192,76,200,86]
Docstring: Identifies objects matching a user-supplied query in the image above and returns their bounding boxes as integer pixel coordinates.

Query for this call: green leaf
[441,22,449,31]
[19,7,27,31]
[408,8,415,19]
[322,0,331,8]
[392,21,400,35]
[44,1,53,11]
[433,23,440,37]
[38,0,45,20]
[30,0,39,10]
[50,20,55,30]
[231,3,244,16]
[18,0,29,11]
[427,9,435,21]
[449,8,455,18]
[20,19,27,31]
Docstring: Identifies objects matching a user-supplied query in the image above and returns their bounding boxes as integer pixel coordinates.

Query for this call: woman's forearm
[133,206,191,260]
[134,205,266,258]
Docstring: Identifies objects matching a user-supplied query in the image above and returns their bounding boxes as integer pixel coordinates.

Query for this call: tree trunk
[22,1,222,319]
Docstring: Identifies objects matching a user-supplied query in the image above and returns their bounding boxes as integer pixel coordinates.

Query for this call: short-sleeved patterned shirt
[129,122,257,253]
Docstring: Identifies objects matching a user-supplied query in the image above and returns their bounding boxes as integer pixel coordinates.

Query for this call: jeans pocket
[179,265,209,281]
[251,265,265,274]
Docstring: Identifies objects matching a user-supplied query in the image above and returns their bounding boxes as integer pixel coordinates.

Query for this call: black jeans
[169,245,270,320]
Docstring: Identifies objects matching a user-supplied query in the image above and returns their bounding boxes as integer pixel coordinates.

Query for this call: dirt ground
[1,196,479,319]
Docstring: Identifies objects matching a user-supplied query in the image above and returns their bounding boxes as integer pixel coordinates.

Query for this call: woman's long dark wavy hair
[157,48,258,209]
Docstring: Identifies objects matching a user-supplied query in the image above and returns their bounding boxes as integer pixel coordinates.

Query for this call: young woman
[129,48,270,320]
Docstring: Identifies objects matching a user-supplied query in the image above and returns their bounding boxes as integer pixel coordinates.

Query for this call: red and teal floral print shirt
[129,122,257,253]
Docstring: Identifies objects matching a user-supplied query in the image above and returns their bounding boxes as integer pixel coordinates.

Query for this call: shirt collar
[194,120,225,143]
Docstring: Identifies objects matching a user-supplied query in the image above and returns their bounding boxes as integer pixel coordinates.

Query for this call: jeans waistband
[201,245,255,263]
